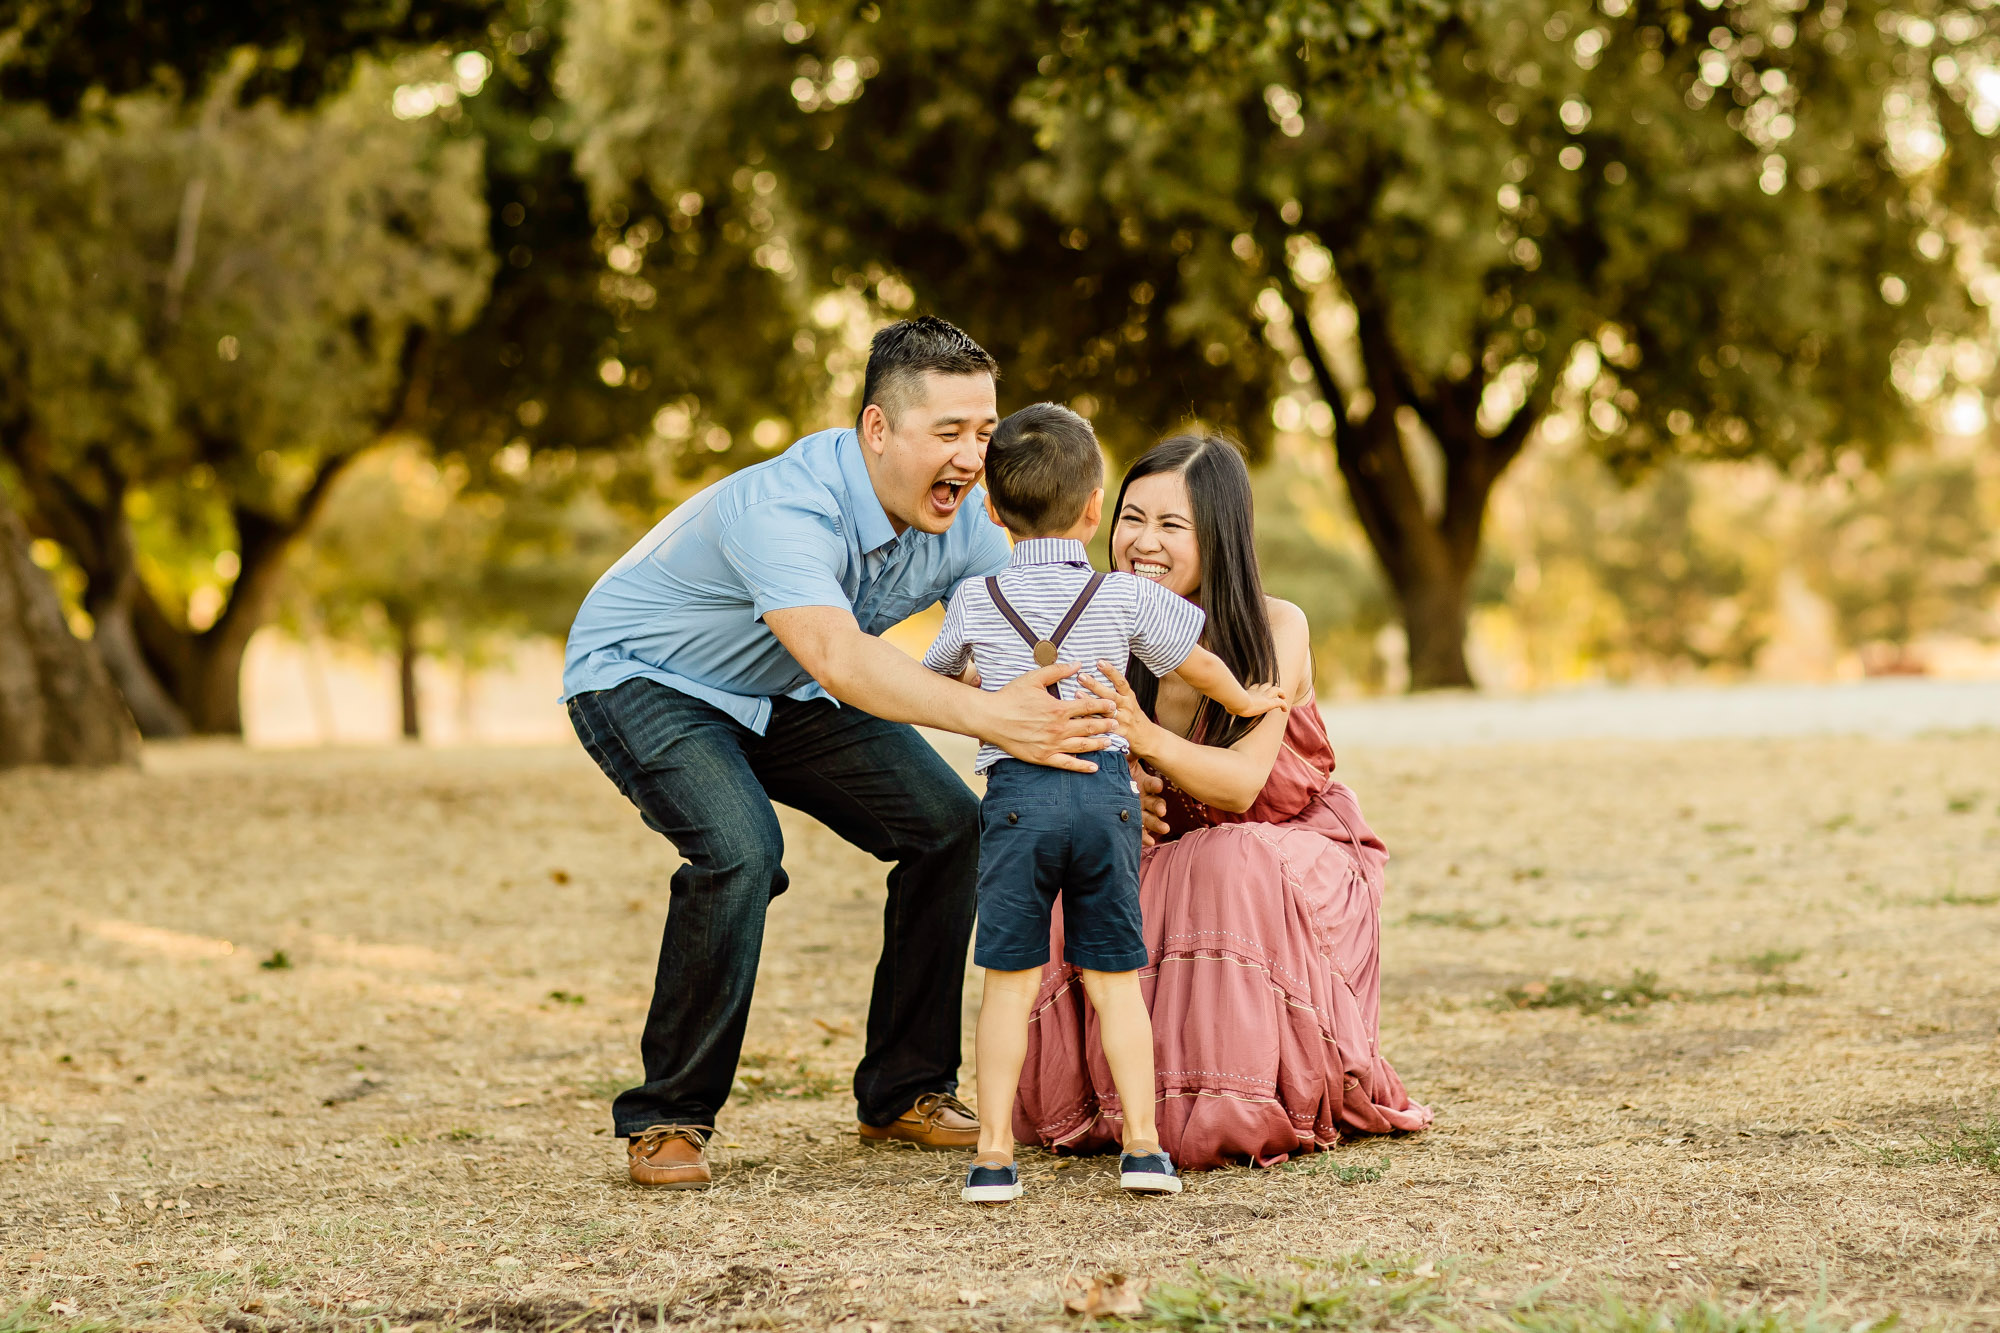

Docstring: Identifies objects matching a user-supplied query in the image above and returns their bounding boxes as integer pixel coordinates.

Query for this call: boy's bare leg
[1076,968,1159,1152]
[973,968,1043,1162]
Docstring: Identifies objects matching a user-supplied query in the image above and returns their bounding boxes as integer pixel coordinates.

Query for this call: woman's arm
[1090,599,1314,813]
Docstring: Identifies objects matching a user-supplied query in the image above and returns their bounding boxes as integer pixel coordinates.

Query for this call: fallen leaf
[48,1302,80,1317]
[1413,1260,1437,1278]
[493,1256,524,1269]
[1063,1273,1148,1318]
[958,1288,987,1307]
[502,1097,535,1108]
[847,1276,869,1290]
[813,1017,856,1037]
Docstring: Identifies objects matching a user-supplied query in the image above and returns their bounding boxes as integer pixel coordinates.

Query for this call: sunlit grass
[1117,1257,1900,1333]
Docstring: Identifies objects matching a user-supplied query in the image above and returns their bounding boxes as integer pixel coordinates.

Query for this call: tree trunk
[392,609,421,740]
[0,491,137,767]
[1273,255,1531,691]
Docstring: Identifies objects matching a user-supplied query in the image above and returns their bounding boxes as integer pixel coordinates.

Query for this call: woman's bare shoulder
[1264,597,1313,684]
[1264,596,1310,641]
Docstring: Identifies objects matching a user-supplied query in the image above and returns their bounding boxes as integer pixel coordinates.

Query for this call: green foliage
[0,58,493,730]
[553,0,1998,687]
[0,1,500,112]
[1802,451,2000,654]
[282,442,631,670]
[1249,442,1398,689]
[0,67,489,510]
[258,949,292,971]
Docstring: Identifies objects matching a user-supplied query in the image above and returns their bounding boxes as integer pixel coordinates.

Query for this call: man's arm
[764,606,1115,773]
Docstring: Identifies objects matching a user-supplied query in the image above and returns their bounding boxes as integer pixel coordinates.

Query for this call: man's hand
[1129,756,1168,846]
[980,662,1117,774]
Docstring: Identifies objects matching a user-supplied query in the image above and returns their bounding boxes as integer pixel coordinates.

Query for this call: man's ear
[1080,487,1104,529]
[858,402,889,456]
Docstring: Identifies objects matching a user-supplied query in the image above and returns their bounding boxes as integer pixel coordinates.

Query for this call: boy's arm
[1172,644,1287,718]
[919,589,975,680]
[1125,575,1283,718]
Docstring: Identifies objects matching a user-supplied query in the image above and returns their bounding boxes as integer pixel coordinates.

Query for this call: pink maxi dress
[1013,691,1432,1168]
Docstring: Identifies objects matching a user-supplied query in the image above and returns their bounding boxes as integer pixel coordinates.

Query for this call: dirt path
[2,734,1996,1331]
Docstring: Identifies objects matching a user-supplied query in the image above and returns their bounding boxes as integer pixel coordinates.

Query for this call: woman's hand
[1129,758,1169,846]
[1085,660,1158,760]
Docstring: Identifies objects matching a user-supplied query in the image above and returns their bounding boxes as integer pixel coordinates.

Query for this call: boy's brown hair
[983,402,1103,537]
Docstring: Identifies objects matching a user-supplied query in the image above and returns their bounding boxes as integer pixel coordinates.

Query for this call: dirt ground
[3,730,1997,1331]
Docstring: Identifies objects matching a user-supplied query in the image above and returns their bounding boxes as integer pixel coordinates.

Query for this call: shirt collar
[1008,537,1091,568]
[834,430,900,556]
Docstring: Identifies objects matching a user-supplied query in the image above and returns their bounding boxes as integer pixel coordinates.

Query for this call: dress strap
[985,573,1106,699]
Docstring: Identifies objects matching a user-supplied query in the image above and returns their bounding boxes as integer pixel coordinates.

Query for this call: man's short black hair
[984,402,1104,537]
[860,316,999,428]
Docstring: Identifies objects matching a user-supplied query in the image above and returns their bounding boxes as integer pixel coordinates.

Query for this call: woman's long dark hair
[1111,433,1277,750]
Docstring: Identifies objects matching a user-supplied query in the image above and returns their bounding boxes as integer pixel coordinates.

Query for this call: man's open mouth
[1132,561,1171,581]
[929,479,969,513]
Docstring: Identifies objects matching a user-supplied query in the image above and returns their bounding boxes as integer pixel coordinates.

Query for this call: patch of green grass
[440,1126,485,1142]
[1944,792,1980,814]
[1496,1295,1897,1333]
[1885,1116,2000,1174]
[258,949,292,971]
[1131,1254,1449,1330]
[1283,1153,1388,1185]
[1402,910,1510,931]
[1111,1257,1898,1333]
[1739,948,1803,976]
[0,1302,122,1333]
[1502,971,1675,1018]
[545,989,585,1005]
[733,1052,844,1102]
[1931,889,2000,907]
[577,1075,629,1101]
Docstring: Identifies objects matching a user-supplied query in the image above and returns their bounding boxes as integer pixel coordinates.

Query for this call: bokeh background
[3,0,1998,756]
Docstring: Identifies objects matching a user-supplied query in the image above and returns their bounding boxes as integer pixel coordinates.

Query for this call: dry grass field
[3,730,1998,1332]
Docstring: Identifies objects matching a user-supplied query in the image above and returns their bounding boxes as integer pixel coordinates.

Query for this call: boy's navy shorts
[974,758,1147,973]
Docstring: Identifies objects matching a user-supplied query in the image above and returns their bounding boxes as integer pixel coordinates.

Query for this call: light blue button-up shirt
[562,428,1011,734]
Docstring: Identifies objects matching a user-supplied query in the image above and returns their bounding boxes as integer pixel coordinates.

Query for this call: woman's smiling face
[1112,469,1201,600]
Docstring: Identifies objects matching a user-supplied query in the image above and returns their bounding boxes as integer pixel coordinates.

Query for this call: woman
[1013,433,1431,1169]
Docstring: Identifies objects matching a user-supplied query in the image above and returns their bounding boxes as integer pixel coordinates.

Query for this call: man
[564,317,1139,1189]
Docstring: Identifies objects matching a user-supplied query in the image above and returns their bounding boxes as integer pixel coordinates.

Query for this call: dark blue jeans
[567,677,980,1137]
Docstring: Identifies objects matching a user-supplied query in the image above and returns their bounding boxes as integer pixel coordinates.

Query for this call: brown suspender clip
[985,572,1105,699]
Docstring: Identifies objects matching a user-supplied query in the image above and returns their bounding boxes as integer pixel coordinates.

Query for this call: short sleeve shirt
[921,537,1206,771]
[562,428,1012,734]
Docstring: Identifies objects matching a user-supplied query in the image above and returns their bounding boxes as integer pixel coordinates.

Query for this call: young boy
[921,402,1285,1204]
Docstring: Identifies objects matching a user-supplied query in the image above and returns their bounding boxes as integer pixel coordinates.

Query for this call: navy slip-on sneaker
[961,1159,1023,1203]
[1119,1149,1182,1194]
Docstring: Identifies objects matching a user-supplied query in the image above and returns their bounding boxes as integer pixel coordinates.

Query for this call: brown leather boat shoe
[857,1092,980,1150]
[626,1124,711,1189]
